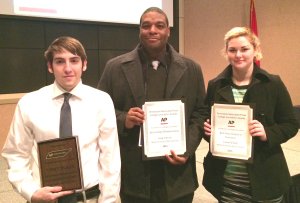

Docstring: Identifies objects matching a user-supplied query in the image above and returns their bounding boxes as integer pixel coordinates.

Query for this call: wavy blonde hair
[222,27,262,61]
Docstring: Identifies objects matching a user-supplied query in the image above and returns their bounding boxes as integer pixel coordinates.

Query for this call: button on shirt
[1,81,121,202]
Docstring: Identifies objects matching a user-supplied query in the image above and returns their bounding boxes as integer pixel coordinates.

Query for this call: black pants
[120,192,194,203]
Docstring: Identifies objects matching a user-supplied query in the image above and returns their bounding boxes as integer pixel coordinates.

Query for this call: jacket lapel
[217,85,235,103]
[165,63,186,98]
[122,59,145,107]
[164,48,187,98]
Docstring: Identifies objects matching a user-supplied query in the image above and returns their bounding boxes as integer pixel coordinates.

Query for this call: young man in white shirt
[2,36,121,203]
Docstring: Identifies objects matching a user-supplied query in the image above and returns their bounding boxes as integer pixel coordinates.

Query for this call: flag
[250,0,260,65]
[250,0,258,36]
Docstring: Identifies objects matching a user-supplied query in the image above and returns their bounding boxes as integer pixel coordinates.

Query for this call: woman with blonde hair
[202,27,298,202]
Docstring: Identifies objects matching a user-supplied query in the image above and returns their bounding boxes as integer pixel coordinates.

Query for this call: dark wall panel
[45,22,99,49]
[99,26,139,50]
[98,50,130,77]
[0,49,46,93]
[82,50,100,87]
[0,1,179,94]
[0,19,45,49]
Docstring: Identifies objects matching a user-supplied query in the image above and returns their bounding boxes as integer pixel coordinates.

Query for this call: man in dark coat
[97,7,206,203]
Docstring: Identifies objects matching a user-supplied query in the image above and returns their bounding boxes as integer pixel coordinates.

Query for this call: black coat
[202,64,299,201]
[98,44,207,201]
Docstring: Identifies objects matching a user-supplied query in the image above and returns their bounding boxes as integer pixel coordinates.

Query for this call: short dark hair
[139,7,169,27]
[44,36,87,63]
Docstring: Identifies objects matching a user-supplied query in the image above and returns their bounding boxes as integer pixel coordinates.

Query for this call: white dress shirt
[1,81,121,202]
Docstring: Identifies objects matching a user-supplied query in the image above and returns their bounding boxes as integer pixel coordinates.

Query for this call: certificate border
[142,100,186,160]
[210,103,254,162]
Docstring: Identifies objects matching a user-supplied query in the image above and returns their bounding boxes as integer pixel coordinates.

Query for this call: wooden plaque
[37,136,83,191]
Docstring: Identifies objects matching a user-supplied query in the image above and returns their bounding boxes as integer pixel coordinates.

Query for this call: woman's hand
[249,120,267,141]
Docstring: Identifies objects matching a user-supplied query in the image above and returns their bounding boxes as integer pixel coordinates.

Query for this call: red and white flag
[250,0,260,65]
[250,0,258,36]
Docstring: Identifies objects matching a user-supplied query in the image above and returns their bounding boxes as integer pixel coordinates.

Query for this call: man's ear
[47,62,53,73]
[82,60,87,71]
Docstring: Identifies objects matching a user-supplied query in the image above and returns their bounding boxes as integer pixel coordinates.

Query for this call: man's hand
[165,150,188,165]
[125,107,144,129]
[204,119,211,137]
[31,186,74,203]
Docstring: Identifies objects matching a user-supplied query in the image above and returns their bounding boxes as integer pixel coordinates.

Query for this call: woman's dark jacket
[202,64,299,201]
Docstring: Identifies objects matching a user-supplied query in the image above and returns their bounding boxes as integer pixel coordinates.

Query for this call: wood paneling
[0,1,179,93]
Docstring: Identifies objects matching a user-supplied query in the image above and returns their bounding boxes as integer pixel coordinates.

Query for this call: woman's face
[226,36,256,71]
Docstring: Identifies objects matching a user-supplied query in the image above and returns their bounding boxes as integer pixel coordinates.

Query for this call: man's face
[139,11,170,52]
[47,49,87,91]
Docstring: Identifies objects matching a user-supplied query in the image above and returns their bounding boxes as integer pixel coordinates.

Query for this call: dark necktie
[146,61,167,100]
[59,93,72,138]
[58,93,76,203]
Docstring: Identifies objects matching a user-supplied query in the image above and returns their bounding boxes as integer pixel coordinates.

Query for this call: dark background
[0,0,179,94]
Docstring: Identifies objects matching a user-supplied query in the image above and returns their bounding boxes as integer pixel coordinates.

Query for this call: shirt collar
[52,80,83,100]
[138,44,171,67]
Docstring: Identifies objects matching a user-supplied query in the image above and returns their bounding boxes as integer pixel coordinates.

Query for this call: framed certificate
[210,103,253,162]
[142,100,186,160]
[37,136,83,191]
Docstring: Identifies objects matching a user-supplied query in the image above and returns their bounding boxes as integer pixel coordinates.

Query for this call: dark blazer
[98,44,206,200]
[202,64,299,201]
